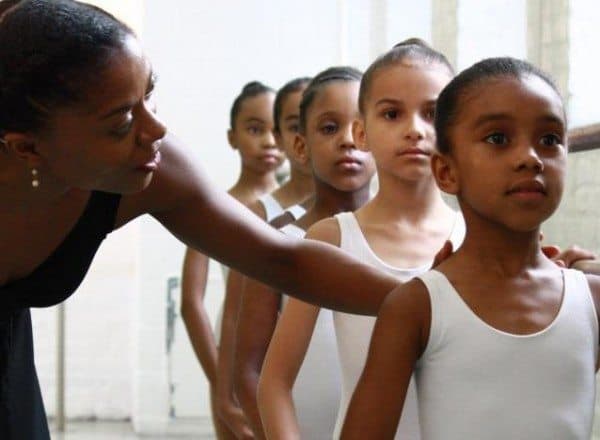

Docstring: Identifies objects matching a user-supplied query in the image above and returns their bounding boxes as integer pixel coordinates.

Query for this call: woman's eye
[288,123,299,134]
[540,133,562,147]
[110,120,133,139]
[484,132,508,145]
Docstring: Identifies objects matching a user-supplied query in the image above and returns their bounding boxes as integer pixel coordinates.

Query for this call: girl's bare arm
[257,298,320,440]
[180,248,216,384]
[234,276,282,438]
[341,280,430,439]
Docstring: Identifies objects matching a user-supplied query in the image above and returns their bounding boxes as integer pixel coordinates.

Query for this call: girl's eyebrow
[472,113,512,128]
[375,98,403,106]
[472,113,565,128]
[375,98,437,107]
[243,117,266,124]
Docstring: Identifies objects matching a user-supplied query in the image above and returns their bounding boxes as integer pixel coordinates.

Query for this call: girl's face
[357,62,451,184]
[301,81,375,191]
[276,89,311,175]
[436,75,566,232]
[28,35,167,194]
[229,92,284,174]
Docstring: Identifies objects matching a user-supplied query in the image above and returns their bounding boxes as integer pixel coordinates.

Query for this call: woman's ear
[352,118,368,152]
[431,152,459,195]
[227,129,237,150]
[293,133,309,166]
[2,132,43,167]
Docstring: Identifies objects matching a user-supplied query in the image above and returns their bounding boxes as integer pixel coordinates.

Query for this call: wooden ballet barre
[572,260,600,275]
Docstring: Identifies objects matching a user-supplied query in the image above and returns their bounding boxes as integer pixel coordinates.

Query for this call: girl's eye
[288,123,299,134]
[320,123,337,134]
[484,132,508,145]
[540,133,562,147]
[423,107,435,120]
[248,126,263,135]
[383,109,398,120]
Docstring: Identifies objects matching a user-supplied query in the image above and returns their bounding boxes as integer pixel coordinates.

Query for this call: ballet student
[258,39,466,440]
[235,66,372,438]
[342,57,600,440]
[180,80,283,439]
[208,78,314,438]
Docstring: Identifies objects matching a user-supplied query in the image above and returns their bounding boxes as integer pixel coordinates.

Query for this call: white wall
[456,0,526,70]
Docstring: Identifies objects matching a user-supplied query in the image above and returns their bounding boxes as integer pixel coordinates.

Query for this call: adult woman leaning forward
[0,1,401,437]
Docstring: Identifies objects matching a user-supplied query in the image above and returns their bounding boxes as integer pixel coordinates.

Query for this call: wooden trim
[568,123,600,153]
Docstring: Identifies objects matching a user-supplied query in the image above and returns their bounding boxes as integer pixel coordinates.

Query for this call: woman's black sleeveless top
[0,191,121,439]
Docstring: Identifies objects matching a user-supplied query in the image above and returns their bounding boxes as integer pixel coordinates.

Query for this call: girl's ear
[2,132,43,167]
[293,133,310,166]
[431,152,459,195]
[227,129,237,150]
[352,118,369,151]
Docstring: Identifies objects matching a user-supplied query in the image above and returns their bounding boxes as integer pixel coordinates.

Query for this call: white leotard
[278,223,341,439]
[332,211,465,439]
[258,193,284,222]
[214,201,306,343]
[416,268,598,440]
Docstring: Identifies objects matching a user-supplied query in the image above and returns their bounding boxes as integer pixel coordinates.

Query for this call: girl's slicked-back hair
[298,66,362,134]
[0,0,135,136]
[435,56,562,154]
[273,77,311,133]
[229,81,275,129]
[358,38,454,113]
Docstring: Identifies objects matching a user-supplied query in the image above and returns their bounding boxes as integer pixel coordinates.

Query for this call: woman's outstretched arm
[118,134,399,315]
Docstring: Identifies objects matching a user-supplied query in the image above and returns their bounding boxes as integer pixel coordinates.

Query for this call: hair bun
[242,81,267,94]
[393,38,431,50]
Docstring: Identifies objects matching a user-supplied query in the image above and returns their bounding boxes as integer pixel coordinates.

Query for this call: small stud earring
[31,168,40,188]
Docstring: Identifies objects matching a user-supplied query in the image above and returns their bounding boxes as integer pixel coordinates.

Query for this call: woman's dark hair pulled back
[0,0,135,136]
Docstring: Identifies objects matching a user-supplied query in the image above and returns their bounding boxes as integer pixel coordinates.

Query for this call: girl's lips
[336,157,363,171]
[397,147,430,156]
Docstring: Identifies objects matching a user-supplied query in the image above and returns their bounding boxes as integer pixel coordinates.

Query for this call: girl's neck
[273,166,314,205]
[229,164,279,201]
[307,179,371,221]
[367,173,450,223]
[457,207,545,276]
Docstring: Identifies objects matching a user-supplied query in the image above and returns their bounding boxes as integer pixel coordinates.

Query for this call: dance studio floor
[50,418,215,439]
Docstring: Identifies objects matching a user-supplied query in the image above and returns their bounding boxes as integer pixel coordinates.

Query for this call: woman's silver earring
[31,168,40,188]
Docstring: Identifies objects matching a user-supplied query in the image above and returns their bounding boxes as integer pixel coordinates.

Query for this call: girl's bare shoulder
[304,216,341,246]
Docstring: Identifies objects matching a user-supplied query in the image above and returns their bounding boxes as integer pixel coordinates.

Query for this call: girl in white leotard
[237,66,375,439]
[212,78,317,438]
[343,58,600,440]
[260,39,460,439]
[180,81,283,439]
